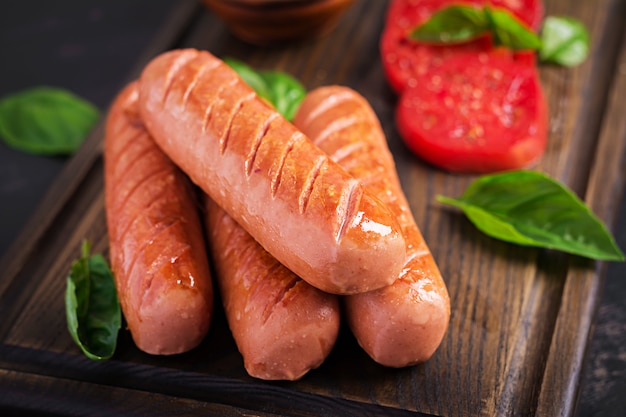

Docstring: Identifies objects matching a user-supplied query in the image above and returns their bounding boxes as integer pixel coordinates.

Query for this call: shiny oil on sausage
[294,86,450,367]
[204,196,340,380]
[104,82,213,355]
[137,48,406,295]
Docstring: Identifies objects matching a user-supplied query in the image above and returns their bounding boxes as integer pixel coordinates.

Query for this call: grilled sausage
[204,196,340,380]
[294,86,450,367]
[104,82,213,355]
[137,48,406,295]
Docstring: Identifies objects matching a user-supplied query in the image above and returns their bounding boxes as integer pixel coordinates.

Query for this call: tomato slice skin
[380,0,544,94]
[384,0,542,30]
[381,0,487,94]
[395,49,547,173]
[489,0,544,30]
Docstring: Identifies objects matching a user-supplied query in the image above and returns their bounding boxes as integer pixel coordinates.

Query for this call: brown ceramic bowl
[202,0,356,45]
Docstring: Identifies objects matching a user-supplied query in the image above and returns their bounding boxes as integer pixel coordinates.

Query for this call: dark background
[0,1,623,415]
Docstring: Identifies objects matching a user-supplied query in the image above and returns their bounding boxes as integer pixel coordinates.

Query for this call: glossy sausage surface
[137,48,406,295]
[104,82,213,355]
[294,86,450,367]
[204,196,340,380]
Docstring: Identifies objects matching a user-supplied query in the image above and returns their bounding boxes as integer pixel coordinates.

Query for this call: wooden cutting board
[1,1,625,416]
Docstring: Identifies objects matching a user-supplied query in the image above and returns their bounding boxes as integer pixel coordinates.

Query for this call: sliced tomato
[380,0,543,93]
[395,49,547,173]
[380,0,489,93]
[382,0,542,29]
[490,0,544,31]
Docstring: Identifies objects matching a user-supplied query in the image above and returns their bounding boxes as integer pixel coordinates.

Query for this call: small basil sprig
[483,6,542,50]
[65,241,121,360]
[437,171,625,261]
[540,16,590,67]
[411,5,541,50]
[225,58,306,121]
[409,5,589,66]
[0,87,99,155]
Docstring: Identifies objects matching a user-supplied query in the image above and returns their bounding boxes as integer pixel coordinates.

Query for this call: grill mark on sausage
[122,101,143,130]
[335,178,362,243]
[202,77,238,134]
[310,115,360,148]
[112,164,170,215]
[107,129,146,162]
[120,215,179,288]
[397,249,432,283]
[242,260,281,318]
[220,91,256,155]
[261,276,301,324]
[299,89,354,128]
[161,50,199,105]
[271,131,304,198]
[181,59,220,111]
[299,155,326,214]
[124,217,184,303]
[115,175,175,243]
[137,239,193,315]
[405,248,431,265]
[329,140,368,164]
[110,139,158,184]
[245,112,280,177]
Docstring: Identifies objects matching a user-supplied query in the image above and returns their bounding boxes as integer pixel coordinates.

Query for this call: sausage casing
[137,48,406,295]
[204,196,340,380]
[294,86,450,367]
[104,82,213,355]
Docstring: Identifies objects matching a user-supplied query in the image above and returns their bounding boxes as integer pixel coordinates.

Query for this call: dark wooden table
[1,1,624,416]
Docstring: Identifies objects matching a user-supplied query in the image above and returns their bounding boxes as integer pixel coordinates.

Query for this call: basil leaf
[484,7,542,50]
[65,241,121,360]
[409,5,488,44]
[225,58,305,121]
[410,5,540,50]
[437,171,625,261]
[0,87,99,155]
[224,58,273,102]
[540,16,590,67]
[260,71,307,122]
[409,5,590,67]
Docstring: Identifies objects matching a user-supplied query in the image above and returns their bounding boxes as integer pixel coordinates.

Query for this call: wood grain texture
[0,368,290,417]
[538,13,626,417]
[1,0,625,416]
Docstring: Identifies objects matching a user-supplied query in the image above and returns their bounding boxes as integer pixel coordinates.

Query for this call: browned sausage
[104,82,213,355]
[137,48,406,295]
[293,86,450,367]
[204,196,340,380]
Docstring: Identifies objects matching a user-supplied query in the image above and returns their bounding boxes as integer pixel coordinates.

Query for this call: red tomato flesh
[490,0,544,30]
[380,0,543,94]
[395,49,547,173]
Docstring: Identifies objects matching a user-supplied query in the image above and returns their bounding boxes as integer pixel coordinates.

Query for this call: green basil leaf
[484,6,542,50]
[410,5,540,50]
[540,16,590,67]
[408,5,590,67]
[65,241,121,360]
[409,5,488,44]
[437,171,625,261]
[260,71,307,122]
[224,58,273,102]
[0,87,99,155]
[225,58,305,121]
